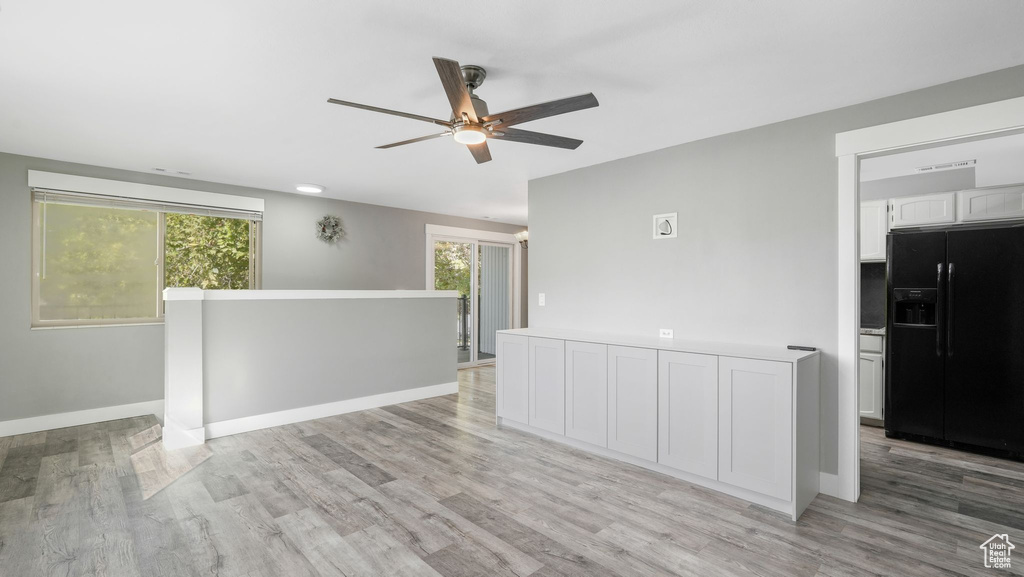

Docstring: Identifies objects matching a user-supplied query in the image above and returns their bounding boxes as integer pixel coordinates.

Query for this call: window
[32,189,261,327]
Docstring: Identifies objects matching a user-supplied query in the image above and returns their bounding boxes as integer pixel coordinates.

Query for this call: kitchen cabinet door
[958,185,1024,223]
[859,352,883,420]
[860,200,888,262]
[658,351,718,479]
[528,337,565,435]
[719,357,793,500]
[890,192,955,228]
[496,333,529,423]
[608,345,658,461]
[565,340,608,447]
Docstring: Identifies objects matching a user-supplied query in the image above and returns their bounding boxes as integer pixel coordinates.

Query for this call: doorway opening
[426,225,522,368]
[835,96,1024,503]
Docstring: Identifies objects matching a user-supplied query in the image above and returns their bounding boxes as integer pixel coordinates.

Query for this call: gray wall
[860,168,976,201]
[528,65,1024,476]
[0,152,524,421]
[202,298,454,423]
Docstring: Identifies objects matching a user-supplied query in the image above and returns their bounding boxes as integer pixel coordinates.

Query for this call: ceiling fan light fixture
[452,125,487,145]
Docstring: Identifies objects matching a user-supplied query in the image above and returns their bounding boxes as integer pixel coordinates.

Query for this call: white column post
[163,287,206,449]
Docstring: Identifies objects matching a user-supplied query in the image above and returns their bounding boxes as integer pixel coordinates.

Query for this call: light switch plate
[538,293,546,307]
[659,328,674,339]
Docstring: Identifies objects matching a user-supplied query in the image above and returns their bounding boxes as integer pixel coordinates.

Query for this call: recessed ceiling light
[296,184,325,194]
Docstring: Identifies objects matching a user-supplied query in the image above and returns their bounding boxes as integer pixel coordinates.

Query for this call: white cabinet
[859,352,884,421]
[890,192,955,228]
[608,346,658,461]
[565,341,608,446]
[860,200,888,262]
[494,328,820,521]
[958,184,1024,223]
[495,333,529,423]
[528,337,565,435]
[718,357,793,501]
[658,351,718,479]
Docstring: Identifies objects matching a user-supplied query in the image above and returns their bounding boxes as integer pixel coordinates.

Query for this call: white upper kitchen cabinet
[658,351,718,479]
[565,340,608,447]
[495,333,529,423]
[718,356,793,500]
[528,337,565,435]
[958,184,1024,223]
[890,192,956,228]
[608,345,658,461]
[860,200,888,261]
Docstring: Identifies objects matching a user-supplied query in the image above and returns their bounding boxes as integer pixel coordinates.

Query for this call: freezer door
[945,227,1024,453]
[885,231,947,439]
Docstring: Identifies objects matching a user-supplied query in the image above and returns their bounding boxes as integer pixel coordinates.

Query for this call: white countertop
[860,327,886,336]
[498,327,819,363]
[164,288,458,301]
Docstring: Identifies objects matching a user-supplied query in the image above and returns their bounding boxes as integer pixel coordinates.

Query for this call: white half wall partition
[163,288,459,449]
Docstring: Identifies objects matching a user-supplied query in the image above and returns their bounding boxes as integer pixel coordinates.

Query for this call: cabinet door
[658,351,718,479]
[608,345,658,461]
[565,341,608,446]
[860,200,888,262]
[890,192,955,228]
[958,185,1024,223]
[719,357,792,500]
[859,353,883,420]
[529,337,565,435]
[496,333,529,423]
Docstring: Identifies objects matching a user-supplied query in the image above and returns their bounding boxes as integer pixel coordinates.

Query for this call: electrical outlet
[538,293,546,307]
[659,328,674,339]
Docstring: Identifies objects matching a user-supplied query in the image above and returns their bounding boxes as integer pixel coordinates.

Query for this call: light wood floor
[2,366,1023,576]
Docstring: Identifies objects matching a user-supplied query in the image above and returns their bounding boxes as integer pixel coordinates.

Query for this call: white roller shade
[32,189,263,221]
[28,170,264,221]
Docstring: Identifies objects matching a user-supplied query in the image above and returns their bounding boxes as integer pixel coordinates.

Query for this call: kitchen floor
[1,367,1022,576]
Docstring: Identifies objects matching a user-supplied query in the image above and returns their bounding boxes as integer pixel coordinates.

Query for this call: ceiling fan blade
[327,98,452,127]
[490,127,583,150]
[375,132,451,149]
[481,93,599,128]
[433,57,477,123]
[467,141,492,164]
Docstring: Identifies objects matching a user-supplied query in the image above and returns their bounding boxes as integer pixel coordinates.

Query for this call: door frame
[833,95,1024,503]
[425,224,523,366]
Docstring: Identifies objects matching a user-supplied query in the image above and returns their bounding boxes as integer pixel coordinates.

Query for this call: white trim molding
[163,288,458,301]
[833,95,1024,504]
[0,400,164,438]
[205,382,459,439]
[28,170,264,212]
[836,96,1024,157]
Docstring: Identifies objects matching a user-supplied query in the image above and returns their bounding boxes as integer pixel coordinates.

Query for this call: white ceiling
[1,1,1023,225]
[861,131,1024,187]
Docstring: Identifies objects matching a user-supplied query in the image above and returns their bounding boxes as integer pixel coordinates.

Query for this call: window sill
[31,321,165,331]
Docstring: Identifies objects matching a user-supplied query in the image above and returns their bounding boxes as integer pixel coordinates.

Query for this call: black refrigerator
[886,224,1024,457]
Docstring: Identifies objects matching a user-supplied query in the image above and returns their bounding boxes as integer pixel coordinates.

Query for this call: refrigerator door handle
[948,262,955,358]
[936,263,944,357]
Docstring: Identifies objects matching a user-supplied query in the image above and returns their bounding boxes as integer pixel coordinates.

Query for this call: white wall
[0,152,524,423]
[527,64,1024,475]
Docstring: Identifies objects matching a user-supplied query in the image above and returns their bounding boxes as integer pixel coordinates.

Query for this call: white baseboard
[162,416,206,451]
[0,400,164,438]
[819,472,841,497]
[205,382,459,439]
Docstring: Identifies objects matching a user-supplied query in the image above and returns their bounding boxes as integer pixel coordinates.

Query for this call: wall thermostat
[653,213,677,239]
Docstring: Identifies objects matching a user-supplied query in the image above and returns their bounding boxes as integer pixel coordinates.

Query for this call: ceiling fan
[327,57,599,164]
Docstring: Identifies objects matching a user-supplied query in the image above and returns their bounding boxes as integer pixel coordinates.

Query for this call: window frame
[31,200,263,329]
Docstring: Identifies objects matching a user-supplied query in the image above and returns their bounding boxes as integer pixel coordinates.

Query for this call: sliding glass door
[430,230,516,367]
